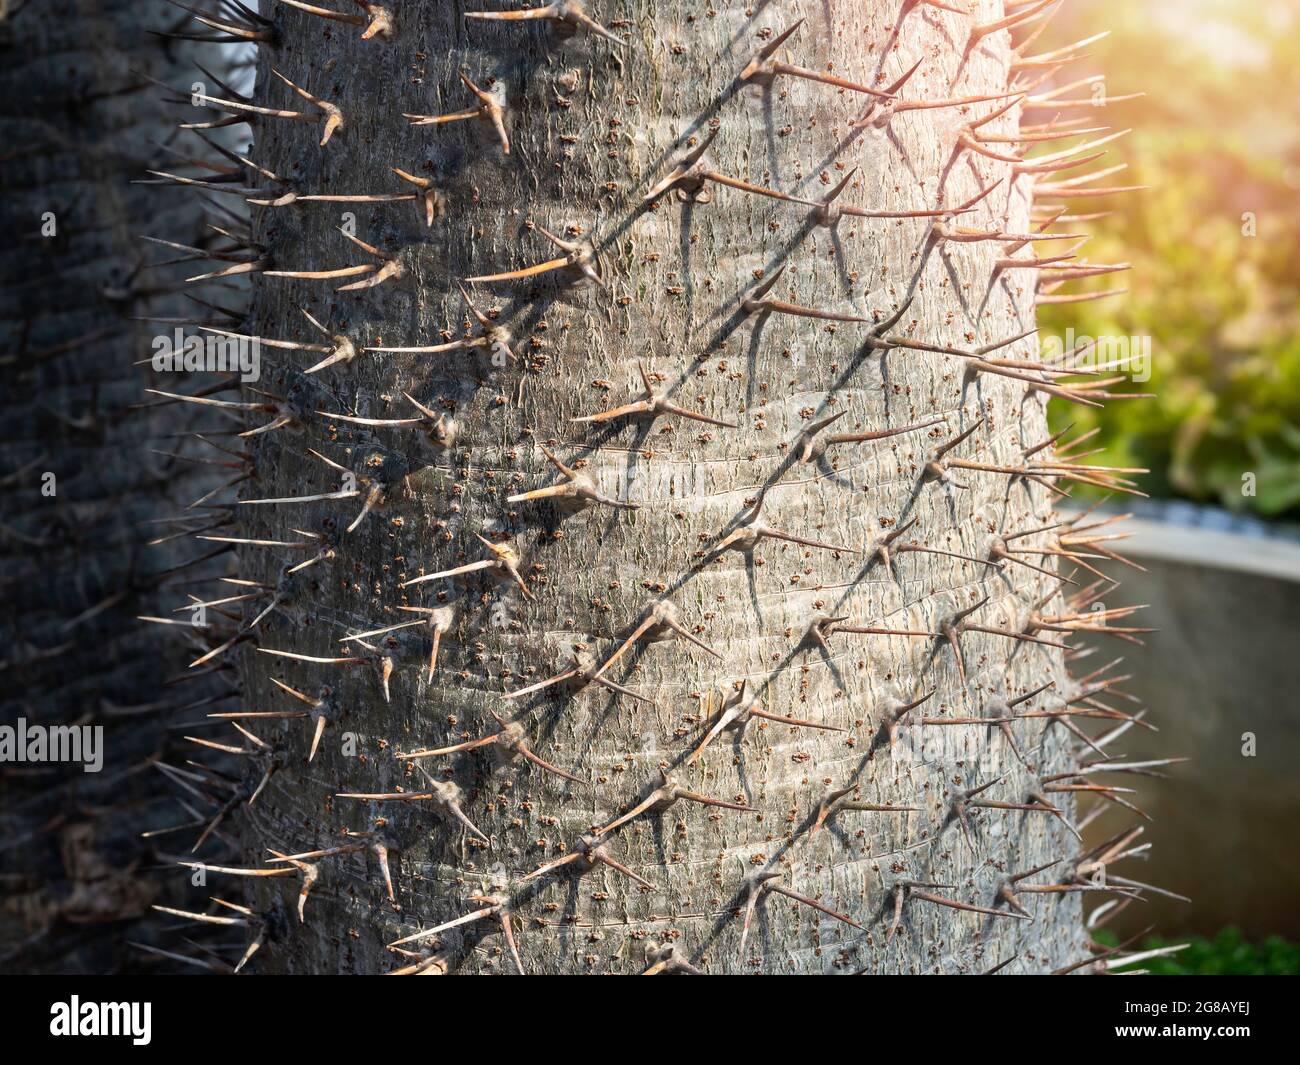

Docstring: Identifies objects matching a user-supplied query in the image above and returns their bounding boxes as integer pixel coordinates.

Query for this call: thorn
[402,533,532,600]
[812,167,857,226]
[390,168,446,227]
[741,265,872,322]
[157,0,273,43]
[864,517,912,584]
[1013,30,1111,71]
[872,689,937,754]
[969,0,1058,48]
[998,859,1062,917]
[267,831,393,907]
[831,611,940,642]
[738,871,860,955]
[506,440,639,512]
[339,772,489,843]
[921,416,984,488]
[595,769,750,837]
[572,360,737,427]
[465,223,603,287]
[886,880,1028,942]
[151,901,248,928]
[278,0,394,39]
[392,604,457,681]
[466,2,626,46]
[406,70,510,154]
[398,714,583,785]
[991,538,1075,585]
[591,599,720,680]
[1024,75,1145,111]
[854,75,1023,130]
[172,859,295,879]
[1052,927,1155,974]
[264,228,402,292]
[521,833,652,889]
[642,128,719,204]
[266,849,321,922]
[388,887,524,973]
[738,19,805,81]
[503,644,652,704]
[644,128,816,207]
[641,943,702,975]
[367,284,515,362]
[739,19,894,100]
[809,783,917,837]
[713,491,854,556]
[688,679,843,763]
[190,69,337,144]
[866,516,1002,581]
[802,613,851,654]
[816,165,959,223]
[798,412,946,464]
[1012,128,1132,176]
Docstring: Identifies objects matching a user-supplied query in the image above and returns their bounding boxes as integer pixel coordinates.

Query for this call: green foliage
[1038,0,1300,518]
[1099,928,1300,975]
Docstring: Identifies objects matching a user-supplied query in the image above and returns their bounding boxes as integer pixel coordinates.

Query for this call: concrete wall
[1076,517,1300,940]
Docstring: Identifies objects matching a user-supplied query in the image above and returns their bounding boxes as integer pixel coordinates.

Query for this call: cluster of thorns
[136,0,1172,975]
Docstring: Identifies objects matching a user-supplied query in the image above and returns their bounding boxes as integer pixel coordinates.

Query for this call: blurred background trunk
[0,0,239,973]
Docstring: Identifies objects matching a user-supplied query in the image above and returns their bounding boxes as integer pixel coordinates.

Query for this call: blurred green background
[1102,930,1300,975]
[1037,0,1300,517]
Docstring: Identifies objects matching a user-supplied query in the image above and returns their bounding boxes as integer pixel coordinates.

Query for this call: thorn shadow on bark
[883,122,923,186]
[795,126,872,202]
[803,627,850,692]
[741,312,771,409]
[678,199,697,335]
[650,813,670,871]
[935,244,976,325]
[757,84,780,178]
[730,728,755,804]
[724,0,775,53]
[976,269,1017,324]
[828,223,853,292]
[570,653,651,764]
[697,219,822,360]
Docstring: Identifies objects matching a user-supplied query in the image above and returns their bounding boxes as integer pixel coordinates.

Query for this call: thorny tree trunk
[0,2,234,972]
[208,0,1122,974]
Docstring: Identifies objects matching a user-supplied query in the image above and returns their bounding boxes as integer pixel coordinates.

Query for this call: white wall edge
[1068,515,1300,583]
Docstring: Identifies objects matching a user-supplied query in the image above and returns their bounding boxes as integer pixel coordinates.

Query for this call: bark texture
[216,0,1098,974]
[0,1,235,972]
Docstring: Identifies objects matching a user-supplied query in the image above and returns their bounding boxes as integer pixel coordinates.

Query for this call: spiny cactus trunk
[0,1,234,972]
[216,0,1123,974]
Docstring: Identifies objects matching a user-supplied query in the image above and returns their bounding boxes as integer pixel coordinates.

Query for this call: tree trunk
[0,1,235,972]
[206,0,1114,974]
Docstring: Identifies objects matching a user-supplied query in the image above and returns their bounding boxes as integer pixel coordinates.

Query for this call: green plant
[1105,928,1300,975]
[1038,0,1300,517]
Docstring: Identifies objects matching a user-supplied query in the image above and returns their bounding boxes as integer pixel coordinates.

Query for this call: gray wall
[1078,518,1300,940]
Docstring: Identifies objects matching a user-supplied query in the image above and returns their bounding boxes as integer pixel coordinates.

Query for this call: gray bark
[0,1,235,972]
[219,0,1094,974]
